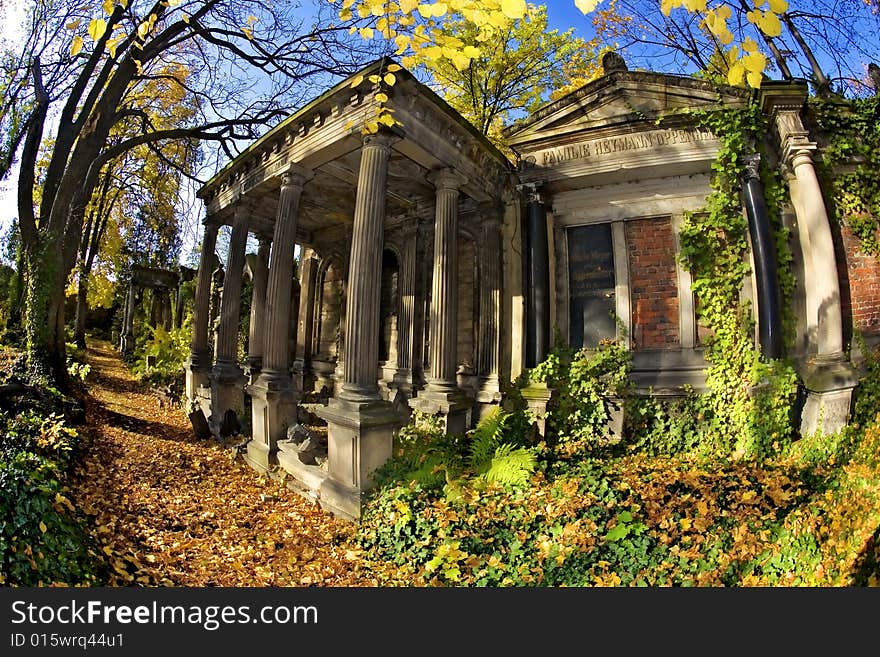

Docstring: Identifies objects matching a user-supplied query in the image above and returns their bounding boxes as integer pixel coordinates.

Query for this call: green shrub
[0,410,103,585]
[132,320,190,387]
[529,336,631,456]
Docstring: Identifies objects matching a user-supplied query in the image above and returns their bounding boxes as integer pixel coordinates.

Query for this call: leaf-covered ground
[72,340,375,586]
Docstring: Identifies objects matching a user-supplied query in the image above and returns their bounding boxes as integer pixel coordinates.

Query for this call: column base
[798,354,859,437]
[474,375,503,423]
[209,361,247,437]
[408,384,473,435]
[185,352,212,403]
[314,397,408,520]
[292,360,313,396]
[520,381,553,441]
[247,372,299,470]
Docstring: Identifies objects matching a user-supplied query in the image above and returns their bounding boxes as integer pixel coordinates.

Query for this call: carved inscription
[536,128,715,167]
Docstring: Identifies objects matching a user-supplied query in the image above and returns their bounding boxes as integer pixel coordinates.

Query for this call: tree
[1,0,379,385]
[71,64,200,347]
[404,5,598,147]
[334,0,879,97]
[591,0,880,97]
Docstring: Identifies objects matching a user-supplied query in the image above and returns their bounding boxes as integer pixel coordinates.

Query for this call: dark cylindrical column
[743,156,783,360]
[524,190,550,368]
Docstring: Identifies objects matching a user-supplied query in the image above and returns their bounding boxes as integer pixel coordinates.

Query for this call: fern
[467,407,536,487]
[484,444,536,487]
[468,406,506,472]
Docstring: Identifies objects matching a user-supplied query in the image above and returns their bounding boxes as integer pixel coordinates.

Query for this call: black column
[742,155,783,360]
[524,188,550,368]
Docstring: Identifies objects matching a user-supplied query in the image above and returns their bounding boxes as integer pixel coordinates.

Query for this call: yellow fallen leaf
[39,521,47,533]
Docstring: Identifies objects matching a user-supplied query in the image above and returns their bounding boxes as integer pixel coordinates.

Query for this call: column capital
[278,163,314,189]
[233,195,261,220]
[362,129,400,152]
[742,153,761,181]
[427,167,467,192]
[516,181,545,205]
[202,214,222,231]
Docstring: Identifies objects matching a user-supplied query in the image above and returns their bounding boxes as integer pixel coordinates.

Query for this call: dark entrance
[568,224,617,349]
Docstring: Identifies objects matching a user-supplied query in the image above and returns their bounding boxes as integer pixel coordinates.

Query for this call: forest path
[71,339,375,586]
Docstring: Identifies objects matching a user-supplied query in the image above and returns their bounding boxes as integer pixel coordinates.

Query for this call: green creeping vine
[808,95,880,257]
[676,103,798,459]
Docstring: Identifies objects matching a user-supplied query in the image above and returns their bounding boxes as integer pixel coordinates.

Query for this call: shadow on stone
[189,407,212,440]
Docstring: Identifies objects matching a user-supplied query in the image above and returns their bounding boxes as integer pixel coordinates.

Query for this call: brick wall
[626,217,680,349]
[837,221,880,337]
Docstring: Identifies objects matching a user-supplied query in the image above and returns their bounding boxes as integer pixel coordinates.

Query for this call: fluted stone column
[476,208,503,410]
[761,82,858,436]
[316,131,408,521]
[120,281,136,355]
[338,135,395,403]
[393,222,418,392]
[210,198,252,435]
[409,168,472,435]
[293,248,319,394]
[247,237,271,378]
[185,221,219,402]
[247,165,312,471]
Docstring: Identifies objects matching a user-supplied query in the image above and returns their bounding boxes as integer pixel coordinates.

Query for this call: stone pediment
[506,71,749,149]
[504,71,749,189]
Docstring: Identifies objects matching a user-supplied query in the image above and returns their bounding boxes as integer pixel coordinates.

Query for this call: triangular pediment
[505,70,749,151]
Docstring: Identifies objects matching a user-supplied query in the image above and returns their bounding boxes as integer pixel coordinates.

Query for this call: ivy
[808,95,880,257]
[676,103,798,459]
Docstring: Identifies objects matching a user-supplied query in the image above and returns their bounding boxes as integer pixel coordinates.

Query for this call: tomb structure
[185,57,877,519]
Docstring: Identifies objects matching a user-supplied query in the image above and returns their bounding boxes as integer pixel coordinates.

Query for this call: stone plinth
[209,362,247,435]
[246,374,299,471]
[315,398,407,521]
[409,389,473,436]
[520,381,553,441]
[799,355,859,437]
[184,350,211,401]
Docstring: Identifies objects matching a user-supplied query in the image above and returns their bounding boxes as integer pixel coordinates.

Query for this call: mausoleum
[184,56,879,519]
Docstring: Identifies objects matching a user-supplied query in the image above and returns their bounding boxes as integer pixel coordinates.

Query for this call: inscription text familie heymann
[535,128,715,167]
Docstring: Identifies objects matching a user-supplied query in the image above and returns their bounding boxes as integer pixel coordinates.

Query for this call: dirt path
[72,339,377,586]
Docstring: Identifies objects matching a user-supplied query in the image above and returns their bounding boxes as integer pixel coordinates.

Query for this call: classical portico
[185,58,512,519]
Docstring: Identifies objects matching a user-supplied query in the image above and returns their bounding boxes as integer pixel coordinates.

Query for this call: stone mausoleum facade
[184,57,879,519]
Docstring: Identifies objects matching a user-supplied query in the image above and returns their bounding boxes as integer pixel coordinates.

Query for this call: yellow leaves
[377,112,397,127]
[417,3,448,19]
[88,18,107,42]
[500,0,526,20]
[71,36,84,56]
[102,0,115,14]
[747,8,783,37]
[703,5,733,44]
[368,0,388,16]
[726,46,767,88]
[360,26,374,39]
[55,493,76,513]
[756,0,789,12]
[39,521,48,533]
[374,91,389,102]
[575,0,602,14]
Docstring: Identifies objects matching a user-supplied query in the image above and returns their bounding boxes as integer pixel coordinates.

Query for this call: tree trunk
[23,240,69,387]
[73,267,89,349]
